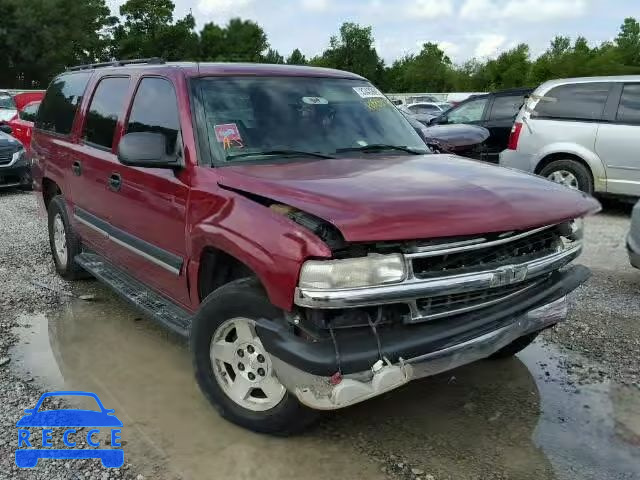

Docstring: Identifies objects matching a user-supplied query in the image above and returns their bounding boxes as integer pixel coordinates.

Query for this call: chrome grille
[411,227,561,279]
[415,277,545,321]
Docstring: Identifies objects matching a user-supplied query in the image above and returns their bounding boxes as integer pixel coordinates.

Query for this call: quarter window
[84,77,130,149]
[533,83,611,121]
[125,78,180,155]
[488,95,525,120]
[616,84,640,124]
[35,73,91,135]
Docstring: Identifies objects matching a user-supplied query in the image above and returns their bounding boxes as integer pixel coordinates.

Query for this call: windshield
[0,93,16,110]
[196,76,428,163]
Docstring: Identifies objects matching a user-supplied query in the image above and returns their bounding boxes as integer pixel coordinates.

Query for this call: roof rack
[67,57,166,72]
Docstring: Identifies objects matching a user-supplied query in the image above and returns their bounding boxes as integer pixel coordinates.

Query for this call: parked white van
[500,76,640,198]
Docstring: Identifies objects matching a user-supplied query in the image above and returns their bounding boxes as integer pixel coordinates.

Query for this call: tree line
[1,0,640,92]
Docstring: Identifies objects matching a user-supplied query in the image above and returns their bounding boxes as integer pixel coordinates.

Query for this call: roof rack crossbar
[67,57,166,72]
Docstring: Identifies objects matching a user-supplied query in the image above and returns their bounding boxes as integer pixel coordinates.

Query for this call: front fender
[188,191,332,311]
[535,142,607,192]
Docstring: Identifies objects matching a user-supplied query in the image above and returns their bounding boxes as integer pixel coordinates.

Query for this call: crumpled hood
[218,155,601,242]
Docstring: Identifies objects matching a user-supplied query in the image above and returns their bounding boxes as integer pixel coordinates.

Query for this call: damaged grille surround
[294,222,582,324]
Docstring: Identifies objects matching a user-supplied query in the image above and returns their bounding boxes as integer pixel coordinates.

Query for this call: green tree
[314,23,385,86]
[221,18,268,62]
[286,48,307,65]
[0,0,116,87]
[616,17,640,66]
[113,0,199,60]
[199,22,226,60]
[484,44,531,89]
[262,48,284,64]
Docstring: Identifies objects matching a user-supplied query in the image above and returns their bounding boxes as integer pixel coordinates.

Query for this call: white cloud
[503,0,587,21]
[196,0,254,15]
[408,0,454,18]
[460,0,587,22]
[474,34,506,57]
[302,0,330,12]
[460,0,494,18]
[438,41,460,57]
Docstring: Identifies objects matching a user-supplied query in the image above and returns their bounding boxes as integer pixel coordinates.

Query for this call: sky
[107,0,640,64]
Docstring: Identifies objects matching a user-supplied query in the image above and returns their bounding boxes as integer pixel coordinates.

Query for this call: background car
[629,201,640,269]
[0,91,17,122]
[404,102,452,125]
[6,100,40,152]
[0,125,31,189]
[428,87,532,163]
[405,94,440,104]
[500,76,640,197]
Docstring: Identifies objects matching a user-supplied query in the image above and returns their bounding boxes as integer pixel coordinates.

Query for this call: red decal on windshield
[214,123,244,149]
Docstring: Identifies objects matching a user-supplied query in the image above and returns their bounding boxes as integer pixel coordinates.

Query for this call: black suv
[428,88,533,163]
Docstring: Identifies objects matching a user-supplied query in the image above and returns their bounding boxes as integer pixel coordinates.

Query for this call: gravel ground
[544,200,640,387]
[0,191,144,480]
[0,190,637,480]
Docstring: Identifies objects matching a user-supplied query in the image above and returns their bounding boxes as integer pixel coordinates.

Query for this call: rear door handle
[72,160,82,176]
[108,173,122,192]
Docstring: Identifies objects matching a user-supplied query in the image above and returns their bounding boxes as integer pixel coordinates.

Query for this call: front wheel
[190,278,319,435]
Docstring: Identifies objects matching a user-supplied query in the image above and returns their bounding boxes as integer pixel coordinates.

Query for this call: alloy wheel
[210,317,286,412]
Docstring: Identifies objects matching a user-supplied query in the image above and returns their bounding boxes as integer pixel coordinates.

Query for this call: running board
[75,253,192,337]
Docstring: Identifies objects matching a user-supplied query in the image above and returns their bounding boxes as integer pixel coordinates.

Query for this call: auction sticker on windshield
[353,86,384,98]
[15,391,124,469]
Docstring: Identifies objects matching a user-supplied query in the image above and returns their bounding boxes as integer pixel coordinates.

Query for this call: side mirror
[117,132,182,169]
[0,124,12,135]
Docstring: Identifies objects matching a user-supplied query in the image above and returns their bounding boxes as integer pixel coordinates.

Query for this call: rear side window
[488,95,525,120]
[125,78,180,154]
[616,84,640,125]
[447,97,488,123]
[83,77,130,149]
[36,73,91,135]
[533,83,610,122]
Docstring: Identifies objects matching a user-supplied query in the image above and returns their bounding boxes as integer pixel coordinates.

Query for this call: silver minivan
[500,76,640,197]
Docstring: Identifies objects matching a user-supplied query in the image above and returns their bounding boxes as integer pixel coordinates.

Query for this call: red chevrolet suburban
[32,59,600,434]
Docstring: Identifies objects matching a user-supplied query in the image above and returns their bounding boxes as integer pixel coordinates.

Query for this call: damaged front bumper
[258,265,589,410]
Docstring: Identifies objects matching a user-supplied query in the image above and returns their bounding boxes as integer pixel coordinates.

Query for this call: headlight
[11,148,25,163]
[299,254,406,289]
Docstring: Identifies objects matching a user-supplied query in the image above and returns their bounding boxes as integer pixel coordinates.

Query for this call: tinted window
[489,95,525,120]
[36,73,91,135]
[616,84,640,124]
[125,78,180,154]
[20,102,40,122]
[533,83,610,121]
[84,77,130,149]
[447,98,488,123]
[410,104,440,114]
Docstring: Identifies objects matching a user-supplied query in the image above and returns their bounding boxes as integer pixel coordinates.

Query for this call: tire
[539,159,593,194]
[47,195,85,280]
[190,278,320,435]
[489,332,539,359]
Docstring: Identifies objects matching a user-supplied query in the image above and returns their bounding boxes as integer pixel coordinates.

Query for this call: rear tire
[539,159,593,194]
[191,278,320,435]
[489,332,539,359]
[47,195,85,280]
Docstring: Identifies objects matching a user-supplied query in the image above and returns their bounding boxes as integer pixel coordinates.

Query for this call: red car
[32,60,599,434]
[7,100,40,152]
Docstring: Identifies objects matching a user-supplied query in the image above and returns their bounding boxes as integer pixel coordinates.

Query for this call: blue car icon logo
[16,391,124,468]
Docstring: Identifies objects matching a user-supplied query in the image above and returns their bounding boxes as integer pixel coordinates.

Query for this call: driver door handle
[108,173,122,192]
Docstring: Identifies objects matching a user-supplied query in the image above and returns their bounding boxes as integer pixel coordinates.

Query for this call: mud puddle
[10,284,640,480]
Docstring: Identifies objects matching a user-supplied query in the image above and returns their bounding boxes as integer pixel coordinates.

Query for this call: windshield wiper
[335,144,425,155]
[227,149,335,160]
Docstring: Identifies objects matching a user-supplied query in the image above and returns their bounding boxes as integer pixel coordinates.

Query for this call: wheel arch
[42,177,62,210]
[534,144,606,192]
